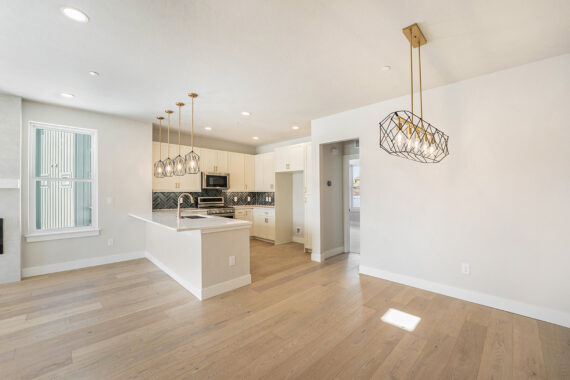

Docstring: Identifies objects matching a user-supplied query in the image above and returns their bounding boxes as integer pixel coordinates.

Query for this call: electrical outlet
[461,263,470,275]
[107,238,114,247]
[106,196,113,205]
[268,197,272,202]
[229,256,236,266]
[233,196,238,202]
[247,196,251,201]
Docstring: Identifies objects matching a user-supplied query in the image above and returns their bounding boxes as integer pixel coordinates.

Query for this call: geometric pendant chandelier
[379,23,449,163]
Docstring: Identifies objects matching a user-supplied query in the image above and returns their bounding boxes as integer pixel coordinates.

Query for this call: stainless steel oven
[197,197,235,218]
[202,172,229,190]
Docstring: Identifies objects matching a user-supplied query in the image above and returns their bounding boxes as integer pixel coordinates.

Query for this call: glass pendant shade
[185,150,200,174]
[153,160,165,178]
[163,158,174,176]
[173,155,185,176]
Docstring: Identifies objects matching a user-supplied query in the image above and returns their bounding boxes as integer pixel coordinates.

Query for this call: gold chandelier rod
[156,116,164,159]
[176,102,185,156]
[165,109,174,157]
[188,93,198,151]
[403,23,427,126]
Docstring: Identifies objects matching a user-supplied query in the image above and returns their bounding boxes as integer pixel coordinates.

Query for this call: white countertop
[233,205,275,209]
[129,211,251,233]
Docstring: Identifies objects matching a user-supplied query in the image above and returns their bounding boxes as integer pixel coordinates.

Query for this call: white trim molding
[0,178,20,189]
[359,265,570,328]
[22,251,146,277]
[322,246,345,260]
[201,275,252,300]
[25,228,100,242]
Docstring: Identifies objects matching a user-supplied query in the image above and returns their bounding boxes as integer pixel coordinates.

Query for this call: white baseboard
[144,252,202,300]
[201,274,252,300]
[22,251,146,278]
[359,265,570,328]
[311,251,322,262]
[292,236,305,244]
[322,246,345,260]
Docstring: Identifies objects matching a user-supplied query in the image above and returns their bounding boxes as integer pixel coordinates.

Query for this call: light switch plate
[229,256,236,266]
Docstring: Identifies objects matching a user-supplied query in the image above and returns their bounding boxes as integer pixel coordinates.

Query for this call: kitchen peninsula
[130,210,251,300]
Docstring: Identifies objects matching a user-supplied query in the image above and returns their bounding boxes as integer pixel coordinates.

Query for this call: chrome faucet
[177,193,195,218]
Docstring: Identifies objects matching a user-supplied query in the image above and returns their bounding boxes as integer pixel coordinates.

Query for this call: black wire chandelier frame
[379,110,449,163]
[379,23,449,164]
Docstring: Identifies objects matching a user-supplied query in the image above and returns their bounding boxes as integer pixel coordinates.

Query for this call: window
[27,122,98,242]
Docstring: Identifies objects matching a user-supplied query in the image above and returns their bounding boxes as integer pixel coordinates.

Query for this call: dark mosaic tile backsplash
[153,191,275,210]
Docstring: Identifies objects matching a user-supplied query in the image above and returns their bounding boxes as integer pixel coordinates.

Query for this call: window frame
[26,121,99,242]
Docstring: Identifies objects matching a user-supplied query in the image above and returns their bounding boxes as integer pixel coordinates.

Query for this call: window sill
[25,228,100,243]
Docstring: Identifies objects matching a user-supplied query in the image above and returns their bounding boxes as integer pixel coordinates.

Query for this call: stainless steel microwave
[202,172,229,190]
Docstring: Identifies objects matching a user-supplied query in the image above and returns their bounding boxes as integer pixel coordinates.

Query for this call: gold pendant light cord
[158,118,162,159]
[167,113,171,158]
[191,97,194,151]
[418,40,423,124]
[178,105,181,156]
[410,34,413,124]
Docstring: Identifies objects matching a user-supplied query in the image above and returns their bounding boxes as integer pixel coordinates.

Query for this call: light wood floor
[1,240,569,379]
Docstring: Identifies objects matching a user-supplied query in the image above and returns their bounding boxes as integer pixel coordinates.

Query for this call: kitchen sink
[180,215,207,219]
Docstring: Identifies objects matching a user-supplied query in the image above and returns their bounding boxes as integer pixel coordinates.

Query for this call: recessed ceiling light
[88,71,99,77]
[204,126,212,131]
[60,93,75,98]
[382,65,392,71]
[241,111,250,116]
[291,125,300,130]
[61,7,89,23]
[252,136,259,140]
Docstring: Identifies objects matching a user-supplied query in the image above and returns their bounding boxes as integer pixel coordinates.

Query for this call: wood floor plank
[0,241,568,379]
[477,309,514,380]
[513,314,548,379]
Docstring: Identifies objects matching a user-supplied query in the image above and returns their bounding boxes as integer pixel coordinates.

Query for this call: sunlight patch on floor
[381,308,421,331]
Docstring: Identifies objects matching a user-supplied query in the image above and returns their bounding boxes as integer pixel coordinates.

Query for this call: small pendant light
[153,116,165,177]
[163,109,175,176]
[185,93,200,174]
[173,102,186,176]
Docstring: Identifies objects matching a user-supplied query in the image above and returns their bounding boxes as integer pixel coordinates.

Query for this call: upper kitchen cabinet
[228,152,245,191]
[255,152,275,192]
[275,143,306,172]
[228,152,255,192]
[201,148,228,173]
[244,154,255,191]
[303,142,312,194]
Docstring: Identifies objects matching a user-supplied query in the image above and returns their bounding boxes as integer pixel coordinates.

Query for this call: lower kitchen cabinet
[235,208,254,236]
[252,208,275,241]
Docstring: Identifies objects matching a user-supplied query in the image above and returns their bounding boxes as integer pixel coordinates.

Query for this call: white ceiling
[1,0,569,146]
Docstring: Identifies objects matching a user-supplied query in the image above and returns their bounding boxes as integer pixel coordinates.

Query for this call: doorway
[342,141,360,254]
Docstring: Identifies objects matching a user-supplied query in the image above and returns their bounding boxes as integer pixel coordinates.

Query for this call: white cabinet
[235,208,253,236]
[152,142,201,192]
[253,208,275,241]
[201,148,228,173]
[228,153,255,192]
[255,152,275,192]
[303,142,312,194]
[228,152,245,191]
[244,154,255,191]
[304,193,312,251]
[275,143,306,172]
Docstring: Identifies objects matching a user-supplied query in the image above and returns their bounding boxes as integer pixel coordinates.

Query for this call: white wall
[153,126,257,154]
[291,172,304,242]
[0,94,22,284]
[310,54,570,327]
[21,101,152,273]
